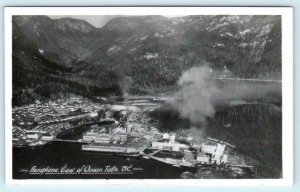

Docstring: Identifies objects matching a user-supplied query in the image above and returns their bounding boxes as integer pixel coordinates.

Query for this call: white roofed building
[151,142,189,152]
[200,143,217,154]
[94,134,111,144]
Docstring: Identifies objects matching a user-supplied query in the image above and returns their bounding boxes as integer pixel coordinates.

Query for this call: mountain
[12,15,282,105]
[13,16,97,65]
[12,16,120,106]
[74,15,281,94]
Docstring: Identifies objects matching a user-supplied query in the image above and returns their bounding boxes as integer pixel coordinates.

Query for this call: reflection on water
[13,142,186,179]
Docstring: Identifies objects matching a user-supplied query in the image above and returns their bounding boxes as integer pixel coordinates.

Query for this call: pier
[54,139,88,144]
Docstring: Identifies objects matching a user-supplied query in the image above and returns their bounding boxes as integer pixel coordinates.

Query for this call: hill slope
[12,15,282,105]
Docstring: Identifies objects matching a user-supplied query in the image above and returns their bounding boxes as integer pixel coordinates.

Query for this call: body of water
[13,141,187,179]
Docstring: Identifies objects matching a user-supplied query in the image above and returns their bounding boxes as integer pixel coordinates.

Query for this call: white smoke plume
[175,66,220,124]
[174,65,281,124]
[119,76,133,96]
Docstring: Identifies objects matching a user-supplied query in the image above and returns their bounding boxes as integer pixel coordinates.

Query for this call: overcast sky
[48,15,184,28]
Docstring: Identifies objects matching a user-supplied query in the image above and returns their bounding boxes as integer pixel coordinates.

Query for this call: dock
[54,139,89,144]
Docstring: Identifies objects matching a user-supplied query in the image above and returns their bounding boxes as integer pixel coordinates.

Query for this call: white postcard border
[4,6,293,186]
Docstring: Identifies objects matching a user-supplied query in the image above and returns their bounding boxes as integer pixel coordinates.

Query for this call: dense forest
[12,15,281,106]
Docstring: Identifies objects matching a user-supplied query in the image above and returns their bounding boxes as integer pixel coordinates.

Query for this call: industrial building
[41,134,54,141]
[151,141,190,152]
[196,154,210,164]
[94,134,111,144]
[82,131,112,144]
[200,143,227,165]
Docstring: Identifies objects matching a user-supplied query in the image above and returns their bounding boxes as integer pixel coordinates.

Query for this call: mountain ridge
[12,15,282,105]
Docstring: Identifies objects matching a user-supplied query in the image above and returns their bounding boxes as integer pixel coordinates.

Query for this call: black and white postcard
[4,7,293,185]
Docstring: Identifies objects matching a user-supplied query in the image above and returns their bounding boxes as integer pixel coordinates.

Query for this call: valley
[12,15,282,179]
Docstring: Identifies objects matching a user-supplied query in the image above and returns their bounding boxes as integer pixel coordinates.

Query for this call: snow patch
[210,22,229,31]
[215,43,224,47]
[107,45,121,56]
[172,18,185,25]
[139,34,149,41]
[144,53,159,60]
[239,29,251,36]
[224,32,234,37]
[220,17,227,22]
[38,49,44,55]
[128,47,137,54]
[227,16,240,23]
[172,20,179,25]
[239,43,248,48]
[154,33,163,38]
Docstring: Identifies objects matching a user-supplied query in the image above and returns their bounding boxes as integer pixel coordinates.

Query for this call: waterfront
[13,141,186,179]
[8,13,287,181]
[13,141,256,179]
[11,93,282,179]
